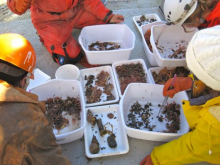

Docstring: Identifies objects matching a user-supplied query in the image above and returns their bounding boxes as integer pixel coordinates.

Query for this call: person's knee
[42,36,82,65]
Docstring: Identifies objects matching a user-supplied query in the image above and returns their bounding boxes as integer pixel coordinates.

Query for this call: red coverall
[199,1,220,29]
[7,0,114,65]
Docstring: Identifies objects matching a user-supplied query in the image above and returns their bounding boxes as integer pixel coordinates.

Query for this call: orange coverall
[7,0,114,65]
[199,1,220,29]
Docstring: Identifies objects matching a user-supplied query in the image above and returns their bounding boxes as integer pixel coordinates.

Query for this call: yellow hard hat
[0,33,36,79]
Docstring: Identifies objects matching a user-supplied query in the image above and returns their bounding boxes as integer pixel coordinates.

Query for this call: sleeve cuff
[103,10,113,23]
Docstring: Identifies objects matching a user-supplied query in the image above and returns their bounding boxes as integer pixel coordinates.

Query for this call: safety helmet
[0,33,36,79]
[163,0,198,25]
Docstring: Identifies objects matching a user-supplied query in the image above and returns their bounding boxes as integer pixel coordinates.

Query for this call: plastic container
[55,64,80,80]
[112,59,152,98]
[141,21,165,66]
[150,24,198,67]
[78,24,135,65]
[120,83,189,142]
[84,104,129,158]
[30,80,86,144]
[148,66,190,84]
[26,68,51,92]
[133,13,162,34]
[79,66,119,107]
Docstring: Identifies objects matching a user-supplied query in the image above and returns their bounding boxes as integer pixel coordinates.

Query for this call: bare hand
[109,14,124,24]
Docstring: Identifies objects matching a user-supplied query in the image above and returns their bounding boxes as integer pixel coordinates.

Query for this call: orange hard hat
[0,33,36,79]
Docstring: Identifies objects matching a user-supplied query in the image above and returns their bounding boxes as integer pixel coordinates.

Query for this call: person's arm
[163,77,192,98]
[7,0,31,15]
[150,129,214,164]
[80,0,124,23]
[25,113,71,165]
[207,18,220,28]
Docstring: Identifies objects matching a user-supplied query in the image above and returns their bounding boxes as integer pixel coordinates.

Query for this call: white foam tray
[78,24,135,65]
[120,83,189,142]
[30,80,86,144]
[79,66,119,107]
[141,21,165,66]
[84,104,129,158]
[150,24,198,67]
[112,59,152,98]
[133,13,162,34]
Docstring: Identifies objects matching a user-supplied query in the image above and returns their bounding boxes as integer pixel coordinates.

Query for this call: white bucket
[55,64,80,80]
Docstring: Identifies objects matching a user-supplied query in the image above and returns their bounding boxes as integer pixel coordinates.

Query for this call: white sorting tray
[133,13,161,34]
[84,104,129,158]
[120,83,190,142]
[112,59,152,98]
[27,68,51,92]
[79,66,119,107]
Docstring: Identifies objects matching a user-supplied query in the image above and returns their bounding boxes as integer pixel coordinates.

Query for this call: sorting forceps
[157,74,177,116]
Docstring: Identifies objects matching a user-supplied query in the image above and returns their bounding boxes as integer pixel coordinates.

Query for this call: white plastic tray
[78,24,135,65]
[150,24,198,67]
[141,21,165,66]
[133,13,161,34]
[79,66,119,107]
[112,59,152,98]
[30,80,86,144]
[120,83,189,142]
[26,68,51,92]
[84,104,129,158]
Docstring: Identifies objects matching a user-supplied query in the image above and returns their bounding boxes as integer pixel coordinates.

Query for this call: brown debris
[168,45,186,59]
[95,71,109,87]
[116,63,147,94]
[88,41,121,51]
[85,86,102,104]
[107,113,114,119]
[85,75,95,86]
[84,71,115,103]
[127,101,181,133]
[152,67,190,85]
[107,94,115,101]
[103,83,114,95]
[136,15,157,26]
[45,97,81,130]
[144,29,153,52]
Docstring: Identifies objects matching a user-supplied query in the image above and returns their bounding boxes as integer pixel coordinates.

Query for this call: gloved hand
[140,155,153,165]
[163,77,192,98]
[14,0,32,14]
[109,14,124,23]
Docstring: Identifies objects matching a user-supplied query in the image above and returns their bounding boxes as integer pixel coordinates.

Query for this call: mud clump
[107,133,117,148]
